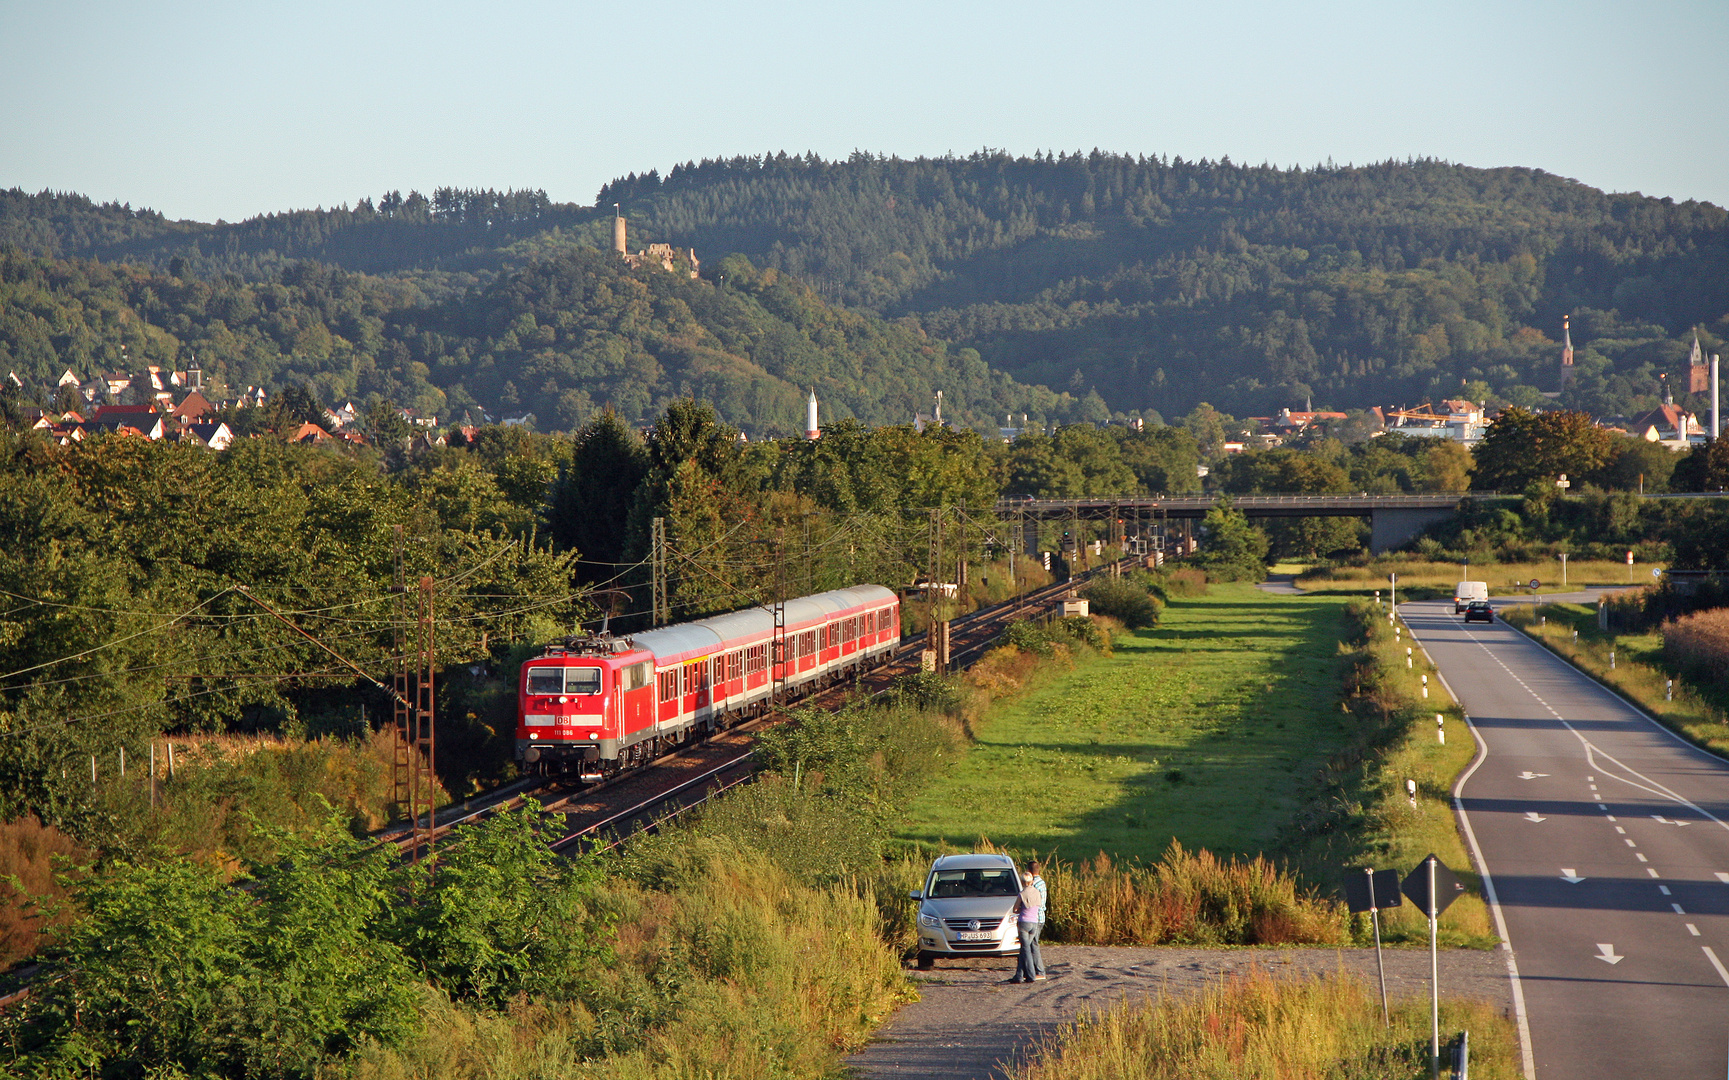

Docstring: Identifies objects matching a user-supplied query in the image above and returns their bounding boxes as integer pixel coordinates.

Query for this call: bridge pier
[1369,506,1455,554]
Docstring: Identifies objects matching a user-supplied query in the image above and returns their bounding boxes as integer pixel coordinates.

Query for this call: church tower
[1689,332,1710,393]
[1560,315,1576,390]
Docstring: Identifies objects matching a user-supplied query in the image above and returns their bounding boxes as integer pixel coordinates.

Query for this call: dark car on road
[1463,600,1494,623]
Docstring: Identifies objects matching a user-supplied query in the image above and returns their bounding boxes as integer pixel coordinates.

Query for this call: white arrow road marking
[1651,815,1691,826]
[1518,771,1549,779]
[1596,944,1624,965]
[1524,811,1547,822]
[1560,869,1584,883]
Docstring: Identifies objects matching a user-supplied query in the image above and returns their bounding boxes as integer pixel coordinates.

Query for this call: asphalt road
[1403,597,1729,1079]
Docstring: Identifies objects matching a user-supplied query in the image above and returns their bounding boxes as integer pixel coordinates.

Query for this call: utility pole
[408,575,436,870]
[651,516,668,627]
[772,528,787,705]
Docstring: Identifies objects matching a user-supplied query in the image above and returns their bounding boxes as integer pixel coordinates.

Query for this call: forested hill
[6,153,1729,425]
[0,246,1069,433]
[600,154,1729,421]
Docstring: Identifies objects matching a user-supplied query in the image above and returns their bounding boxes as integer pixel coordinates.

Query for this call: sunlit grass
[1007,967,1521,1080]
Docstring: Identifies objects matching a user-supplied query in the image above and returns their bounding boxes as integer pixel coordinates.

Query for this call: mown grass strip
[896,583,1356,865]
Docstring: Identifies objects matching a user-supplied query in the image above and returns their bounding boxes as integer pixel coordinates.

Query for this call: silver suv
[909,852,1022,969]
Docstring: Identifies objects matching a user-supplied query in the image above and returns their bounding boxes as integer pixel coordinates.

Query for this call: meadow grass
[1290,600,1493,946]
[895,583,1356,865]
[1299,557,1660,598]
[1007,967,1520,1080]
[1501,602,1729,757]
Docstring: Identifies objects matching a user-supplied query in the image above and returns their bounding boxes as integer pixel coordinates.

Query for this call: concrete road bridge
[998,493,1473,554]
[997,492,1728,554]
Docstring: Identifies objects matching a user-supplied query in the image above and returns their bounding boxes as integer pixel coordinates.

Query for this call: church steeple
[1560,315,1575,390]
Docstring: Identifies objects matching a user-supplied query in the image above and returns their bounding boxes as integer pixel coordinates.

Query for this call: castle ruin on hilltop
[612,207,699,278]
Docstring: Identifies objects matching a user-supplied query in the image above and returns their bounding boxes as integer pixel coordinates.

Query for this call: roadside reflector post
[1667,679,1673,701]
[1422,674,1429,699]
[1610,649,1615,670]
[1407,647,1413,669]
[1375,590,1380,606]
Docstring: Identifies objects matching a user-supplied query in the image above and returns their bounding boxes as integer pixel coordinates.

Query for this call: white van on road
[1454,580,1488,613]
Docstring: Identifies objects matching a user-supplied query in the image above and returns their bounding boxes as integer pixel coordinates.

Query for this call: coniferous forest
[4,151,1727,431]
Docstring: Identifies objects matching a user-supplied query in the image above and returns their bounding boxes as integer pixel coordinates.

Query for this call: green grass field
[896,584,1354,864]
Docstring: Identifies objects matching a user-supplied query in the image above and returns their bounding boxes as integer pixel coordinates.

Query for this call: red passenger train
[516,584,900,777]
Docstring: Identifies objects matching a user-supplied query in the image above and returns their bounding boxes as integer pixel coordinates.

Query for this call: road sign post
[1403,855,1464,1080]
[1344,867,1403,1026]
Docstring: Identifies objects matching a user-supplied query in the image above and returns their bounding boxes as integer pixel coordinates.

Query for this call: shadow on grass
[902,588,1358,868]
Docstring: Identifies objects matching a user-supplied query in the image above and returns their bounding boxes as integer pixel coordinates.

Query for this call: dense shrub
[1150,566,1208,597]
[1664,608,1729,684]
[0,816,89,968]
[1080,576,1165,629]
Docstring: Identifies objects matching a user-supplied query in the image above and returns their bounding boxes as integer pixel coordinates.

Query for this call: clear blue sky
[3,0,1725,223]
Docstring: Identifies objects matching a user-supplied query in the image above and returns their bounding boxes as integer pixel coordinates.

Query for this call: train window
[658,669,678,702]
[622,662,651,691]
[689,661,708,690]
[728,651,741,680]
[526,667,563,695]
[566,667,602,694]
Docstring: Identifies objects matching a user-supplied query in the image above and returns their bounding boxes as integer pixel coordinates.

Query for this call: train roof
[627,584,898,662]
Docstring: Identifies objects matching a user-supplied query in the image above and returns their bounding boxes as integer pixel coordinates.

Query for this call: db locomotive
[516,584,900,778]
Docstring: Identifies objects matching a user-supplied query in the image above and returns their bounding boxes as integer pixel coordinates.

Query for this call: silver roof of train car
[628,585,898,661]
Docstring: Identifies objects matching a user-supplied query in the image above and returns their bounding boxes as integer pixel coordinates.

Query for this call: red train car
[516,584,899,777]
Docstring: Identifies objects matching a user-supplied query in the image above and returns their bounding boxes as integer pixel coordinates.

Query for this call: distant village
[4,315,1720,457]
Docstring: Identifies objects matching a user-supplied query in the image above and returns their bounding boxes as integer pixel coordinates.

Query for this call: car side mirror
[908,890,923,901]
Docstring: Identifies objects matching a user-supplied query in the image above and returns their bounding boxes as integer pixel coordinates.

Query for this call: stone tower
[1560,315,1575,390]
[612,204,627,255]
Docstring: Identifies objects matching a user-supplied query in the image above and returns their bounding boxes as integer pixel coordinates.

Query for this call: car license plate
[955,931,995,941]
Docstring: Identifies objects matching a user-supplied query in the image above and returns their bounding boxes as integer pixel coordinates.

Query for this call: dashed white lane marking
[1625,838,1638,847]
[1456,626,1729,831]
[1704,948,1729,988]
[1637,854,1649,862]
[1648,868,1661,878]
[1616,827,1627,834]
[1673,903,1687,915]
[1688,924,1702,936]
[1717,873,1729,885]
[1660,886,1671,895]
[1607,814,1617,822]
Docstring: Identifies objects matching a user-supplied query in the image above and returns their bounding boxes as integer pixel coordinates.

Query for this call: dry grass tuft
[0,815,92,968]
[1663,607,1729,683]
[1007,967,1521,1080]
[1040,843,1344,947]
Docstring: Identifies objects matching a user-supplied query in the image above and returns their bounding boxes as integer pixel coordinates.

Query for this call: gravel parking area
[846,944,1514,1080]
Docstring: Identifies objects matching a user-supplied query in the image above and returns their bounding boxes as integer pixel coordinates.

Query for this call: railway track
[541,564,1124,854]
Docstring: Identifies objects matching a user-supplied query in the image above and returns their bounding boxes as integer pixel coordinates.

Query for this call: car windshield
[926,868,1019,898]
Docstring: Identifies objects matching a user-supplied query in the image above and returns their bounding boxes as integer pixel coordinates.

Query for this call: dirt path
[846,944,1513,1080]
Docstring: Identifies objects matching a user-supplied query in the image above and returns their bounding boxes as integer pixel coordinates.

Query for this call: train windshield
[525,666,604,695]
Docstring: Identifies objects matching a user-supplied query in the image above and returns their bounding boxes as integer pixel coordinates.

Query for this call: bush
[1664,608,1729,684]
[1080,577,1165,629]
[1151,567,1208,597]
[1000,616,1111,657]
